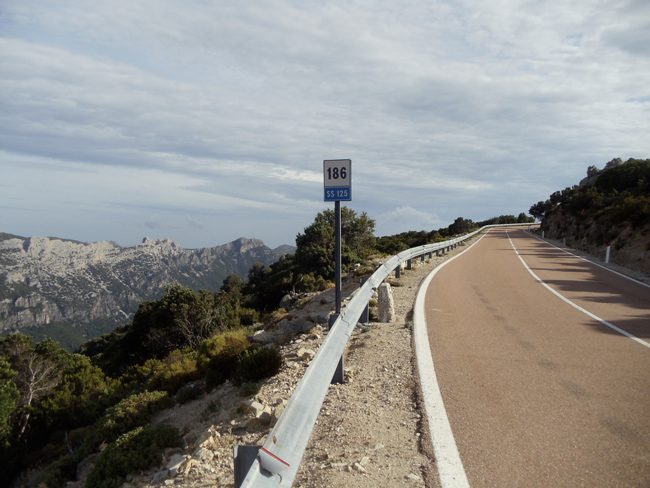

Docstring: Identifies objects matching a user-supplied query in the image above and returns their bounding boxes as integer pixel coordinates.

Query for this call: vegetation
[530,158,650,245]
[0,206,535,485]
[86,424,180,488]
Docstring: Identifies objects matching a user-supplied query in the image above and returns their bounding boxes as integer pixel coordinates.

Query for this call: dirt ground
[293,252,462,488]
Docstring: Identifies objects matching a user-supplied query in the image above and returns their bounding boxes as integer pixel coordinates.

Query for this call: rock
[166,454,188,476]
[359,456,371,467]
[377,283,395,322]
[257,406,275,426]
[406,473,421,481]
[76,453,99,482]
[351,462,367,473]
[194,431,214,449]
[152,470,168,484]
[240,399,265,417]
[296,347,316,362]
[193,447,214,462]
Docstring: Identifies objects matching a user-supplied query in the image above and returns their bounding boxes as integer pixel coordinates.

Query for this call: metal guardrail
[238,223,535,487]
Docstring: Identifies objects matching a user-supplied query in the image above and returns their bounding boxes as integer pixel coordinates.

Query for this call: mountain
[0,233,293,346]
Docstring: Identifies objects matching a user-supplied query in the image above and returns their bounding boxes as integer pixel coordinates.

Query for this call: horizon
[1,1,649,249]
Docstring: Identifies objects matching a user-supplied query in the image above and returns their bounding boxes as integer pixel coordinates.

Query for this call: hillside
[0,234,293,347]
[530,158,650,274]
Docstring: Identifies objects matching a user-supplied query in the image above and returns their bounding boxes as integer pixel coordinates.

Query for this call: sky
[1,0,649,249]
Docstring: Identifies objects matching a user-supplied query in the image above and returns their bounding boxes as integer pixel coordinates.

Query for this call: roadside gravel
[293,249,474,488]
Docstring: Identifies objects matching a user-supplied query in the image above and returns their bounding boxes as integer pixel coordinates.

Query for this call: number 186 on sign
[323,159,351,202]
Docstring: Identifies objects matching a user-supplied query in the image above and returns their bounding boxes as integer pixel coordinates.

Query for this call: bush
[132,349,199,394]
[86,425,180,488]
[234,347,283,385]
[197,329,250,371]
[98,391,173,440]
[239,308,260,326]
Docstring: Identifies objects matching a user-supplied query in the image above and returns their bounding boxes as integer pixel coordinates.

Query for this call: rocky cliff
[0,233,293,338]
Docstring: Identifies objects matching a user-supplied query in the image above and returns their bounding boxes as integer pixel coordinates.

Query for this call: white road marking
[507,231,650,349]
[526,231,650,289]
[414,233,491,488]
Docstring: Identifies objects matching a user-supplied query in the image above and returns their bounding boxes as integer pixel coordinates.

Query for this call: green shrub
[98,391,173,440]
[234,347,283,385]
[86,425,180,488]
[133,349,199,394]
[239,308,260,326]
[197,329,250,371]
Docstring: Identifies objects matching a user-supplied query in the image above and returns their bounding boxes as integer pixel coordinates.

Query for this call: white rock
[377,283,395,322]
[352,462,367,473]
[296,347,316,362]
[406,473,421,481]
[193,447,214,462]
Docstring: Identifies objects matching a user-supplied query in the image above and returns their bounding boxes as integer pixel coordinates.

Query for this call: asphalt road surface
[424,228,650,488]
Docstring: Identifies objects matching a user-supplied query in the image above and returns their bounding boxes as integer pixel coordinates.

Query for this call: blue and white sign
[323,159,351,202]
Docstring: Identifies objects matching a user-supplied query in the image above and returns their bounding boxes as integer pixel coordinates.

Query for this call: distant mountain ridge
[0,233,293,344]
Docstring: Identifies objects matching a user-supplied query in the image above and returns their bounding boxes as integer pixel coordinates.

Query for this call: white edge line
[525,230,650,289]
[414,233,491,488]
[507,231,650,349]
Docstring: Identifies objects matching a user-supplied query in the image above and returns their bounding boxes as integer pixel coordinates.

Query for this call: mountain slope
[531,158,650,274]
[0,234,293,343]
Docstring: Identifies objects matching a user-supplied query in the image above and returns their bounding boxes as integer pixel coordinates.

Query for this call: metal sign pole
[335,200,342,315]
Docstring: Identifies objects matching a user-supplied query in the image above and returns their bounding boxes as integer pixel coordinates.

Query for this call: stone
[152,470,168,484]
[193,447,214,462]
[406,473,421,481]
[352,462,367,473]
[166,454,188,476]
[257,406,275,426]
[359,456,371,467]
[377,283,395,322]
[296,347,316,362]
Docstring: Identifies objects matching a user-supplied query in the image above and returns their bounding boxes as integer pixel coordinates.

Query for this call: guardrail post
[360,302,369,324]
[605,245,611,264]
[234,445,261,488]
[542,231,545,238]
[563,237,566,247]
[406,258,412,270]
[420,254,425,262]
[328,314,344,384]
[395,265,401,279]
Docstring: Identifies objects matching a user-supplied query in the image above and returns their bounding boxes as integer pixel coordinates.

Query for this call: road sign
[323,159,351,201]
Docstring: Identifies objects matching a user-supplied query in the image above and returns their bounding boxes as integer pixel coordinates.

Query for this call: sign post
[323,159,351,384]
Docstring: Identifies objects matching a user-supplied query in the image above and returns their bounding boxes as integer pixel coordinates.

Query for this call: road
[423,228,650,488]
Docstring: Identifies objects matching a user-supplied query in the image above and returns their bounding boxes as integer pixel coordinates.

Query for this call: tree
[447,217,475,235]
[294,207,376,279]
[0,335,62,440]
[0,358,18,447]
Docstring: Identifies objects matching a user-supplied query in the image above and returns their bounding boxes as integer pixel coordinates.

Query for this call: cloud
[376,206,443,235]
[0,0,649,247]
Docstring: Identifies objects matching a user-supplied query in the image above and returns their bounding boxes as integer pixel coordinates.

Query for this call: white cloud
[0,0,649,247]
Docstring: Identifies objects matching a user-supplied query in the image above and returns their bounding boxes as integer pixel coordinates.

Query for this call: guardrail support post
[605,245,611,264]
[328,314,345,384]
[406,259,412,270]
[563,237,566,247]
[395,265,401,279]
[234,445,261,488]
[420,254,425,262]
[360,302,369,324]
